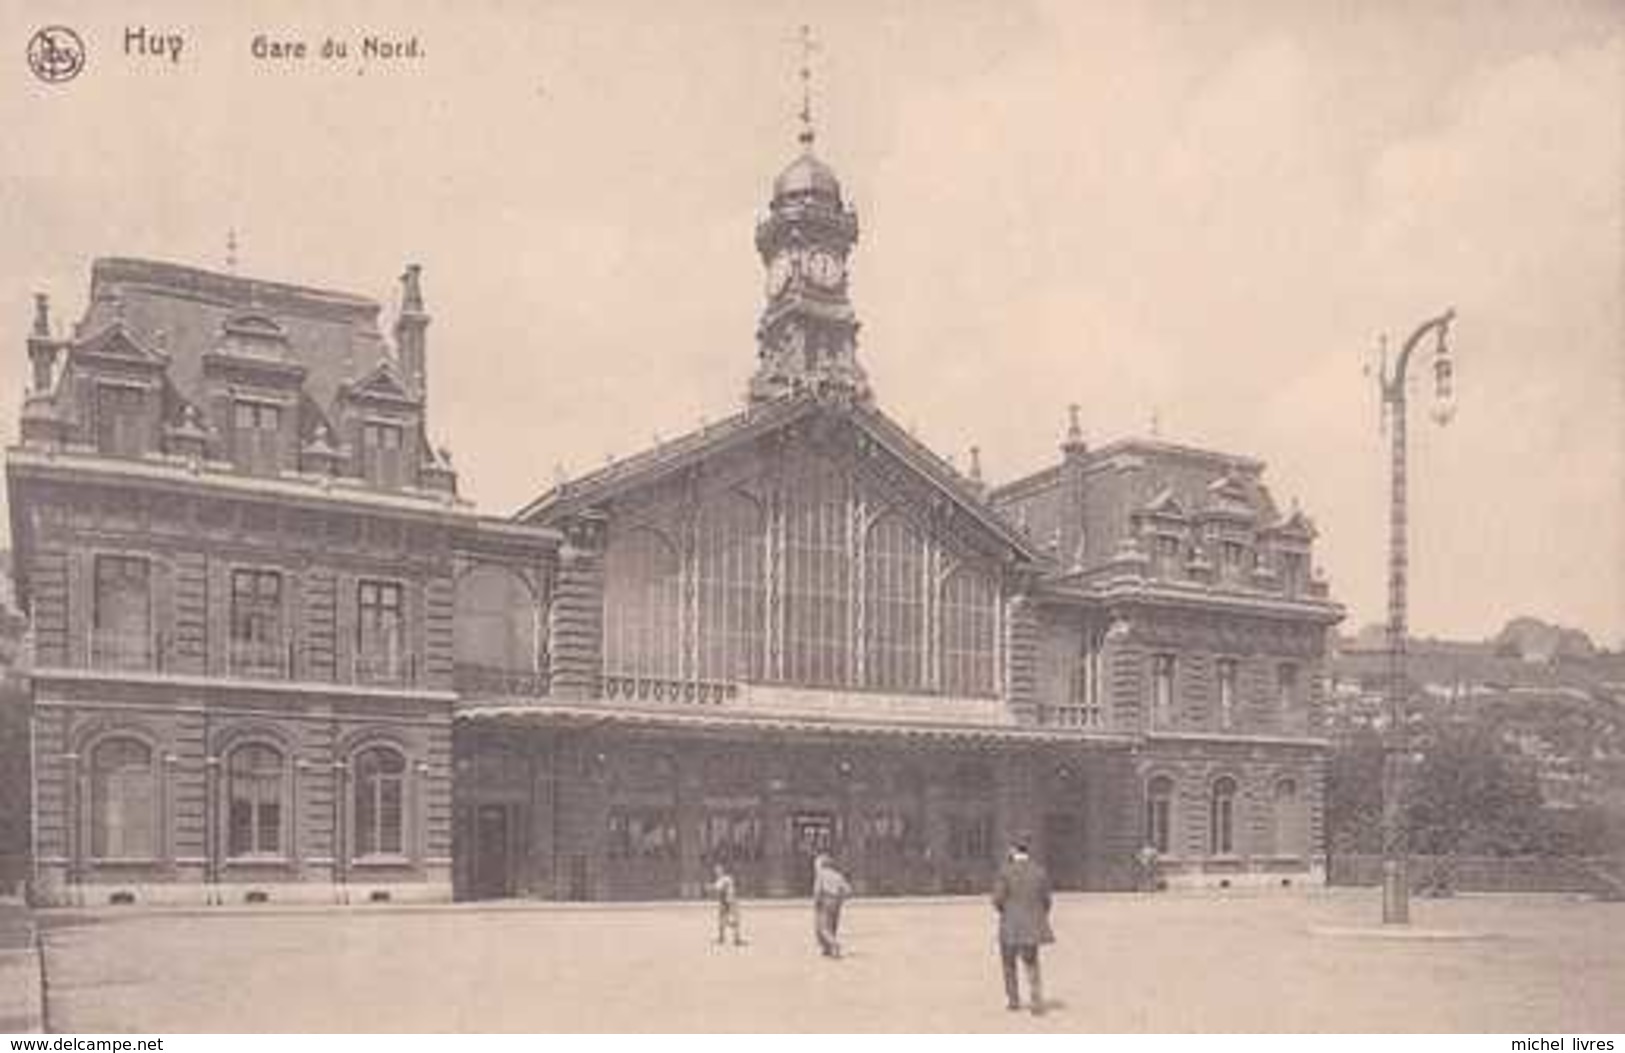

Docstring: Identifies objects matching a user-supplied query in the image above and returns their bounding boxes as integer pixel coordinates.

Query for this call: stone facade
[9,261,553,907]
[9,132,1341,906]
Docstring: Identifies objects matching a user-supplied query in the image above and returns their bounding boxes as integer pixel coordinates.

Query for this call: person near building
[711,862,744,946]
[812,853,852,958]
[1137,843,1162,892]
[991,837,1055,1015]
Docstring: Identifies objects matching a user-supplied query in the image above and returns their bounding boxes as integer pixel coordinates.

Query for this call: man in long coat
[991,837,1054,1015]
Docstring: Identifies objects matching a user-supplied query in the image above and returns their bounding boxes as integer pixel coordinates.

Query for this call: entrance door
[790,812,836,893]
[471,803,512,899]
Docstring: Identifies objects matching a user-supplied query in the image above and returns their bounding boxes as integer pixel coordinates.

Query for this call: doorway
[471,803,514,899]
[790,812,837,893]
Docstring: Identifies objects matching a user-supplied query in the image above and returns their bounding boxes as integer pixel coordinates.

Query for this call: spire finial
[400,263,425,314]
[1066,403,1082,444]
[968,445,983,484]
[1150,407,1162,438]
[32,293,50,338]
[226,228,238,274]
[797,24,819,149]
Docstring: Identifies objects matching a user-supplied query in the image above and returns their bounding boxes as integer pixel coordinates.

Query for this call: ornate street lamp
[1374,308,1456,924]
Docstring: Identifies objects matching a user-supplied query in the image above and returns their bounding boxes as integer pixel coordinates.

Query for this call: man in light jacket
[812,853,851,958]
[991,837,1054,1015]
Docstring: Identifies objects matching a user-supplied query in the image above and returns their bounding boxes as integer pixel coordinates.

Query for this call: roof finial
[797,24,819,149]
[1066,403,1082,444]
[400,263,424,314]
[1150,407,1162,439]
[968,445,983,484]
[226,228,239,274]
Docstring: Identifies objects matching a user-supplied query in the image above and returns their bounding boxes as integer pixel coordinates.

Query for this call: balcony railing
[89,629,156,672]
[602,674,739,705]
[354,649,417,687]
[75,630,439,692]
[1037,704,1104,729]
[228,639,293,680]
[454,663,547,698]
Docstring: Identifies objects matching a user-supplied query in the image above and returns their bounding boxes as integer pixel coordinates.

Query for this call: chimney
[394,263,430,401]
[28,293,59,392]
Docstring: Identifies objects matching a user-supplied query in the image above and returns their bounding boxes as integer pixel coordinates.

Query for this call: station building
[8,129,1341,906]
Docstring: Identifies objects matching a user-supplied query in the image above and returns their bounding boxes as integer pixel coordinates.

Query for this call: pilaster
[548,513,607,700]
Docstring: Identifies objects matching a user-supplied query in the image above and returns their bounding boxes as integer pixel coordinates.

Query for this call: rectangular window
[948,813,994,860]
[357,580,406,683]
[1059,629,1104,727]
[1151,653,1176,726]
[230,569,285,678]
[863,812,919,853]
[702,812,763,864]
[233,400,281,431]
[1280,552,1306,596]
[1221,541,1250,584]
[608,809,679,860]
[1278,662,1299,717]
[362,421,407,488]
[232,400,283,475]
[95,384,149,459]
[92,554,152,670]
[1217,658,1238,729]
[1155,535,1181,578]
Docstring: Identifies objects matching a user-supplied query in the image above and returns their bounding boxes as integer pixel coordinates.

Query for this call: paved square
[36,890,1625,1033]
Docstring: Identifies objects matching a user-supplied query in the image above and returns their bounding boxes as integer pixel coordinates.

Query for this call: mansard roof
[517,390,1045,564]
[74,257,398,414]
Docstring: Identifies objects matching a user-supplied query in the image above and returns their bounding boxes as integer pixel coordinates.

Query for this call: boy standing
[712,862,744,946]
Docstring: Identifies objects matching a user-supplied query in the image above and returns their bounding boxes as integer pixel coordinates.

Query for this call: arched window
[353,746,406,859]
[863,513,924,691]
[696,492,765,683]
[90,737,157,859]
[1145,775,1174,855]
[454,565,543,695]
[603,526,682,681]
[1210,776,1237,856]
[1272,778,1305,857]
[783,467,849,687]
[941,567,997,697]
[227,743,284,858]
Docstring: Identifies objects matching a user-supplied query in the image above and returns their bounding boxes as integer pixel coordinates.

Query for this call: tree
[1326,725,1386,854]
[1404,717,1547,856]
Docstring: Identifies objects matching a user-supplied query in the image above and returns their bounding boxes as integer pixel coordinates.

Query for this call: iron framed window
[226,743,285,858]
[353,746,406,858]
[356,579,407,683]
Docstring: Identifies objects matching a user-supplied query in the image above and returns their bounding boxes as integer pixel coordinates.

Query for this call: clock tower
[748,110,869,405]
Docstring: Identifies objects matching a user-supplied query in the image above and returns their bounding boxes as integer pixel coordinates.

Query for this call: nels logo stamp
[27,25,85,83]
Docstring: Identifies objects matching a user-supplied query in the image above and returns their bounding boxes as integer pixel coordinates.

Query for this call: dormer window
[1280,551,1306,596]
[1154,535,1181,579]
[232,399,283,475]
[1220,540,1251,584]
[94,383,150,459]
[361,420,406,488]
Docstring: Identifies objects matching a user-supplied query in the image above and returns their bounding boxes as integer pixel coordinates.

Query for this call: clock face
[807,250,843,287]
[766,254,794,297]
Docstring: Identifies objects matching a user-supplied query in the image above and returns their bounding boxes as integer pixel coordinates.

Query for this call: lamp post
[1375,307,1456,924]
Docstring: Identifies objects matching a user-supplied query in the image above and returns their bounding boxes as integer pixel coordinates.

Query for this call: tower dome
[772,150,843,203]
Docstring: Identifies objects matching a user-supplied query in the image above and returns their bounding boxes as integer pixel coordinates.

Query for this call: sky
[0,0,1620,645]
